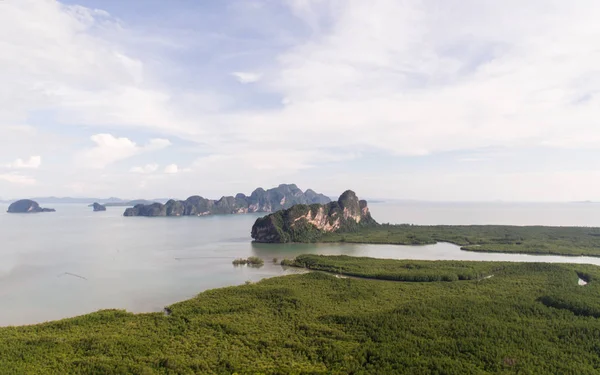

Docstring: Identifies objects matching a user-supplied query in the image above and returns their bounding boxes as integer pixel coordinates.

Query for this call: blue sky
[1,0,600,201]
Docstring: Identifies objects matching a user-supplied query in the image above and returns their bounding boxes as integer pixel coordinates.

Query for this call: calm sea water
[2,201,600,326]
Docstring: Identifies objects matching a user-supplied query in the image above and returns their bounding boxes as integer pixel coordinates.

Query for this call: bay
[1,201,600,326]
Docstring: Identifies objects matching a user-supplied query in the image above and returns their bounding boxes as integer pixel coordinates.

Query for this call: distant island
[123,184,330,217]
[6,197,127,205]
[88,200,157,208]
[0,197,168,206]
[7,199,55,213]
[251,190,377,242]
[92,203,107,212]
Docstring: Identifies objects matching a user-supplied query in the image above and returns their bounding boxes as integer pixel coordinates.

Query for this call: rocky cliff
[123,184,331,217]
[251,190,378,243]
[7,199,55,213]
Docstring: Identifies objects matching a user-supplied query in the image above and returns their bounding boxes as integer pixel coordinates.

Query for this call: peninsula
[123,184,330,217]
[251,190,600,257]
[7,199,55,213]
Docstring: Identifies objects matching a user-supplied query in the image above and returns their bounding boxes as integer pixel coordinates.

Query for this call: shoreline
[4,256,597,329]
[254,223,600,258]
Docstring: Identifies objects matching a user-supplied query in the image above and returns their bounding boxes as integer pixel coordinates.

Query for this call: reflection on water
[1,202,600,326]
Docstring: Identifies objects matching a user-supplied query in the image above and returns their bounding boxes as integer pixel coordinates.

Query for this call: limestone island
[251,190,377,243]
[123,184,330,217]
[7,199,56,213]
[92,202,107,212]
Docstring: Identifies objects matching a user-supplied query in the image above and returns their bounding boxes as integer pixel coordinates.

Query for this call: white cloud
[164,164,179,174]
[64,182,87,194]
[174,0,600,184]
[79,134,171,169]
[5,156,41,169]
[130,163,160,174]
[0,173,36,186]
[231,72,262,84]
[4,0,600,200]
[146,139,173,150]
[458,158,488,163]
[0,0,209,139]
[191,149,358,180]
[284,0,335,32]
[256,0,600,157]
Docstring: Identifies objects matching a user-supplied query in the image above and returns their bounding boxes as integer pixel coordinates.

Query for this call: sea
[2,201,600,326]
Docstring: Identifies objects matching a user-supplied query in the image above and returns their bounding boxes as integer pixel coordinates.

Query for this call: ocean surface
[2,201,600,326]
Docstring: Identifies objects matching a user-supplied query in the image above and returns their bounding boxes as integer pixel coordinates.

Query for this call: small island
[92,203,107,212]
[7,199,55,213]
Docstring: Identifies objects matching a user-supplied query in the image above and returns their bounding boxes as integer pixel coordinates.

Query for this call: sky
[1,0,600,201]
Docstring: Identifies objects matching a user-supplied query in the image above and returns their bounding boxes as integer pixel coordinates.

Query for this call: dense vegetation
[287,254,504,282]
[319,224,600,256]
[2,256,600,374]
[232,256,265,266]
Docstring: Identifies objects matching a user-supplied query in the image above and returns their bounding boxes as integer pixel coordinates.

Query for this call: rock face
[251,190,378,243]
[7,199,55,213]
[92,203,107,212]
[123,184,331,217]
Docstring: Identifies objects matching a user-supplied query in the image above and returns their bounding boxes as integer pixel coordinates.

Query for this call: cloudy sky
[1,0,599,201]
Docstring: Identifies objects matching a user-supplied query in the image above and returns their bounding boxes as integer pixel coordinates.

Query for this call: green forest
[2,256,600,374]
[319,224,600,257]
